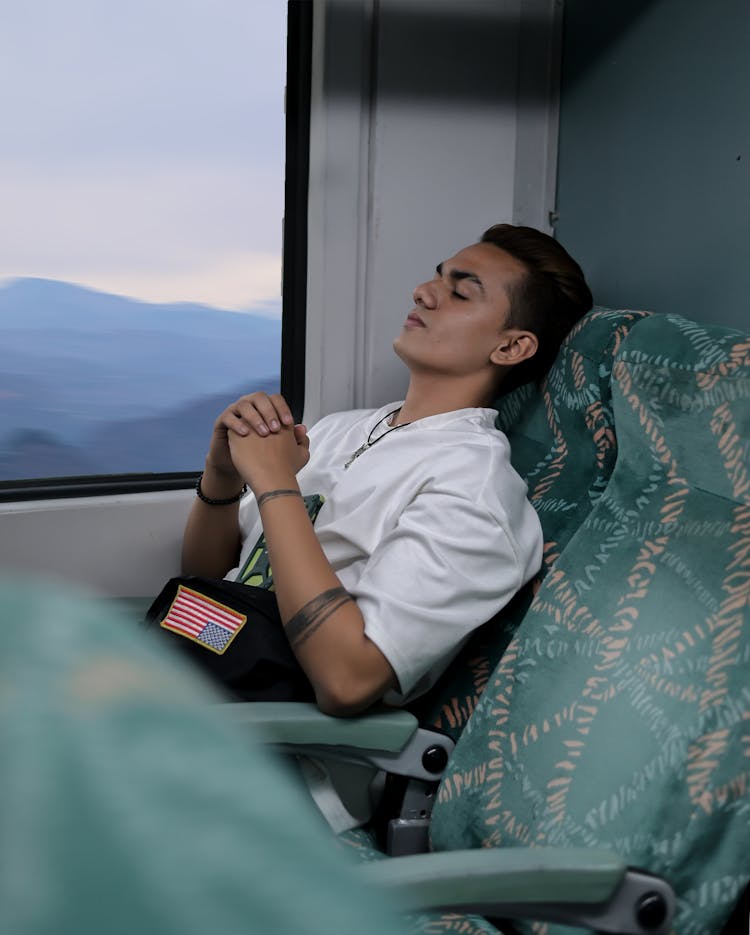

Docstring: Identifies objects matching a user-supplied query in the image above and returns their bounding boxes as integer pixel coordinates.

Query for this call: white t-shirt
[226,402,542,705]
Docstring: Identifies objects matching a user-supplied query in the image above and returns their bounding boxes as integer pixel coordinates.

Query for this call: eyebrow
[436,262,485,294]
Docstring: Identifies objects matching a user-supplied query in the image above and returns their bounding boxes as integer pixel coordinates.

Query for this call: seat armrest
[219,702,454,781]
[222,702,418,750]
[359,848,676,935]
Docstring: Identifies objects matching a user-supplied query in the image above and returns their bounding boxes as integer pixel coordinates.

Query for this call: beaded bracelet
[195,473,247,506]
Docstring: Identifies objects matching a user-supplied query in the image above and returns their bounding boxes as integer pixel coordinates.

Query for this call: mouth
[405,311,426,328]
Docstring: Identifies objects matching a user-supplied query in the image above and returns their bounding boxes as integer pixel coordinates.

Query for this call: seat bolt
[422,745,448,773]
[636,892,667,930]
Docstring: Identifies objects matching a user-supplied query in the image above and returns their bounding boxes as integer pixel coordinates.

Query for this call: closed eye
[436,262,484,299]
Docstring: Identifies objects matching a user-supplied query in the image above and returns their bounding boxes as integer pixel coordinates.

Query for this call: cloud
[1,249,282,314]
[0,163,284,310]
[65,251,280,313]
[0,0,287,311]
[0,1,287,167]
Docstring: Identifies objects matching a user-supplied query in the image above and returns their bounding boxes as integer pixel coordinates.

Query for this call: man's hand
[182,392,308,577]
[221,392,296,438]
[205,392,302,482]
[228,415,310,496]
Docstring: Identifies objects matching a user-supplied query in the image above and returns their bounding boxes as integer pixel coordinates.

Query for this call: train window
[0,1,306,496]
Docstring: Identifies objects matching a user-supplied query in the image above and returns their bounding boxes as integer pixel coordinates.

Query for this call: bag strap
[235,493,325,589]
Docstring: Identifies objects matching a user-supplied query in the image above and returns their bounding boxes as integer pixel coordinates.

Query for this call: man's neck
[393,373,497,426]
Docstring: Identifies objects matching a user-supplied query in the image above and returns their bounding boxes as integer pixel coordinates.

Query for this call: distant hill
[0,429,101,480]
[85,379,279,474]
[0,380,277,479]
[0,277,282,336]
[0,278,282,480]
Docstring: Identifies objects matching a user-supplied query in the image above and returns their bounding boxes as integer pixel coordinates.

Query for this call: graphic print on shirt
[235,494,325,589]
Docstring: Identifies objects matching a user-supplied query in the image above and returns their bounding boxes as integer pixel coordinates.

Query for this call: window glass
[0,1,286,481]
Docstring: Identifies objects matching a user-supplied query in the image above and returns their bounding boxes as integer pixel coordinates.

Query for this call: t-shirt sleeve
[351,483,541,704]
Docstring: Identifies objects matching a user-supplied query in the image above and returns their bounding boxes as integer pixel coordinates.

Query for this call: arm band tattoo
[285,587,354,649]
[256,488,302,509]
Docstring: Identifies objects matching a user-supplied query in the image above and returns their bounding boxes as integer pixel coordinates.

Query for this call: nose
[412,279,437,309]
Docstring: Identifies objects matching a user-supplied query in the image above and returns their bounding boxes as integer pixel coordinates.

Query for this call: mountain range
[0,278,282,479]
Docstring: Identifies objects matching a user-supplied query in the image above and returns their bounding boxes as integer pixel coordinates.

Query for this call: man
[181,224,593,717]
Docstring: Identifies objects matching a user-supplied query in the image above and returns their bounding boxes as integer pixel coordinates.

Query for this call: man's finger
[221,412,250,436]
[270,393,295,426]
[233,400,271,436]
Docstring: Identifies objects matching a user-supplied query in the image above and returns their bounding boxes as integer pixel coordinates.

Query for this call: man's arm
[181,466,244,578]
[258,489,398,716]
[181,392,297,578]
[228,423,398,717]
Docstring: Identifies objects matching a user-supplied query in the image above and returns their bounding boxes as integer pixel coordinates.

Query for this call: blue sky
[0,0,286,313]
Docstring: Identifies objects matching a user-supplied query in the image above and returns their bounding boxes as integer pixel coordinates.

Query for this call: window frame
[281,0,312,427]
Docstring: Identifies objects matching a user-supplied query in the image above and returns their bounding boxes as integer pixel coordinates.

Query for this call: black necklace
[344,407,412,469]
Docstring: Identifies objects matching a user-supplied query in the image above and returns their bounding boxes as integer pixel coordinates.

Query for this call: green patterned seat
[342,309,650,867]
[0,581,412,935]
[429,312,750,934]
[411,308,651,741]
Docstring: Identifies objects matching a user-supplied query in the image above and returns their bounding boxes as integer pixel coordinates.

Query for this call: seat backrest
[411,308,651,740]
[0,580,411,935]
[430,312,750,934]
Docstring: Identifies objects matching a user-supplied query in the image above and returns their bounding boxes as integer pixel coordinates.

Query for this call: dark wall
[555,0,749,330]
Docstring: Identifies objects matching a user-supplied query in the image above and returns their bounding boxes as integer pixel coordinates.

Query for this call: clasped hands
[210,392,310,496]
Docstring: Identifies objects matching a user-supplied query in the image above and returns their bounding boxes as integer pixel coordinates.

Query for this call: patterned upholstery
[411,308,650,741]
[430,313,750,934]
[342,308,652,928]
[0,581,411,935]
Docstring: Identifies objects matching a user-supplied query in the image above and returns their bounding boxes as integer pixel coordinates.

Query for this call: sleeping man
[179,223,593,718]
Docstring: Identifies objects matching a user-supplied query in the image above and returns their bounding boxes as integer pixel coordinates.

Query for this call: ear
[489,330,538,366]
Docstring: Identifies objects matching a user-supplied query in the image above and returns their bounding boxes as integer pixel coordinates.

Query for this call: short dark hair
[481,223,593,393]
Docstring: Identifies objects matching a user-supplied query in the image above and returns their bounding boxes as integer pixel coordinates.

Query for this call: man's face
[393,242,527,378]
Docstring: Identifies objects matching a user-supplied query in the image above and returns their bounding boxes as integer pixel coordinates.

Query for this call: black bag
[143,576,315,703]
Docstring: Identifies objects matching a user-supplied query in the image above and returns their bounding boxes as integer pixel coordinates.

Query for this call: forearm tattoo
[256,488,302,508]
[284,587,354,649]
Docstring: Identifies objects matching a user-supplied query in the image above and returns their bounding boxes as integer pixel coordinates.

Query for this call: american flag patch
[160,585,246,655]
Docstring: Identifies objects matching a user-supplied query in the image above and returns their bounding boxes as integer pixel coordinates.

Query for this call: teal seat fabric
[429,313,750,934]
[499,307,651,559]
[411,308,651,741]
[340,309,652,908]
[0,580,411,935]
